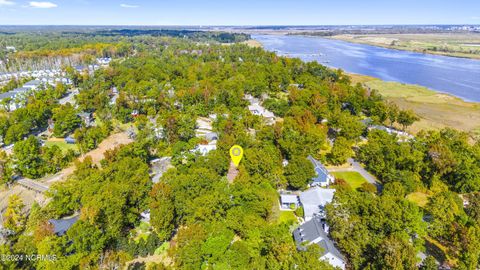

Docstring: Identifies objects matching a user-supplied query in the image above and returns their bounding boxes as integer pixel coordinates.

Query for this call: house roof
[248,103,264,112]
[49,215,79,236]
[293,216,345,261]
[299,187,335,219]
[205,132,218,141]
[0,92,17,100]
[12,87,31,93]
[262,110,275,118]
[24,80,42,86]
[78,112,92,118]
[280,194,299,204]
[307,155,331,183]
[193,143,217,155]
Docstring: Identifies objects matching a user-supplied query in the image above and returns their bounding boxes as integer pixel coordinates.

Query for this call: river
[253,35,480,102]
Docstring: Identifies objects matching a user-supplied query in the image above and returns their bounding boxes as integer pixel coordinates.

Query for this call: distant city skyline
[0,0,479,25]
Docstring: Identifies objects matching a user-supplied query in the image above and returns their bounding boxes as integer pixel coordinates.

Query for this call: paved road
[16,178,49,193]
[58,89,79,105]
[348,158,378,184]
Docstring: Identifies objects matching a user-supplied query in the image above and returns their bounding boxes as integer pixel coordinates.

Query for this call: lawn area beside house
[332,171,367,190]
[277,211,297,225]
[45,140,79,153]
[406,192,430,208]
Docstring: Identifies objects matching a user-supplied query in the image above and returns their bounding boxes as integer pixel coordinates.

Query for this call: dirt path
[0,132,133,214]
[0,185,47,214]
[44,132,133,185]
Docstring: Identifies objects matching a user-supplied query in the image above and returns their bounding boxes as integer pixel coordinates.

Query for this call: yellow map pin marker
[229,145,244,167]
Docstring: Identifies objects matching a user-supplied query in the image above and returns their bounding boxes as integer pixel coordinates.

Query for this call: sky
[0,0,479,25]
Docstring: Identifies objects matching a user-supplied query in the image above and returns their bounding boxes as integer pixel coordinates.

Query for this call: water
[254,35,480,102]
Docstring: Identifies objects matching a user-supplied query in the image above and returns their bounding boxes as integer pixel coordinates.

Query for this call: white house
[192,141,217,156]
[248,103,276,124]
[97,57,112,65]
[0,92,20,111]
[280,194,300,210]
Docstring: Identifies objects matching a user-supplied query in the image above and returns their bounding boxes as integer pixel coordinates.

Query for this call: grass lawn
[154,242,170,255]
[406,192,430,208]
[277,211,297,225]
[332,171,367,190]
[44,140,79,153]
[133,221,151,243]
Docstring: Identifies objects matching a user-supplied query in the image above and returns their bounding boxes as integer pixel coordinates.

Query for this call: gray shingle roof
[280,194,299,204]
[299,187,335,220]
[24,80,42,86]
[49,216,79,236]
[12,87,31,93]
[293,216,345,261]
[307,155,331,183]
[205,132,218,141]
[0,92,17,100]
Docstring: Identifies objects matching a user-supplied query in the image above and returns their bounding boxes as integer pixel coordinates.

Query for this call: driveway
[328,158,382,190]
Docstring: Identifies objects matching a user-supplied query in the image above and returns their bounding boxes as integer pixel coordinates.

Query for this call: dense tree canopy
[0,30,478,270]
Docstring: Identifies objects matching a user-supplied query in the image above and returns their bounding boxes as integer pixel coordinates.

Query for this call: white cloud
[0,0,15,6]
[120,3,139,8]
[28,1,57,8]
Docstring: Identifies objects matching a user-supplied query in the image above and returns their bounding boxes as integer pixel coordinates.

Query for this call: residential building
[48,215,79,236]
[97,57,112,65]
[23,80,43,90]
[308,155,335,187]
[245,94,276,125]
[140,210,151,223]
[248,103,276,124]
[195,117,213,138]
[65,136,76,144]
[150,157,173,183]
[299,187,335,221]
[280,194,300,210]
[192,141,217,156]
[368,125,414,140]
[0,92,20,111]
[205,132,218,141]
[78,112,93,127]
[293,216,346,270]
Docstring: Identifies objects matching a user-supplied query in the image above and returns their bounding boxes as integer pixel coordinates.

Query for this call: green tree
[465,192,480,223]
[373,236,417,270]
[284,156,315,189]
[397,110,419,131]
[3,195,26,237]
[149,182,175,241]
[0,150,14,185]
[425,191,464,239]
[387,102,399,127]
[13,136,44,178]
[52,104,81,137]
[420,256,438,270]
[328,137,352,165]
[292,244,335,270]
